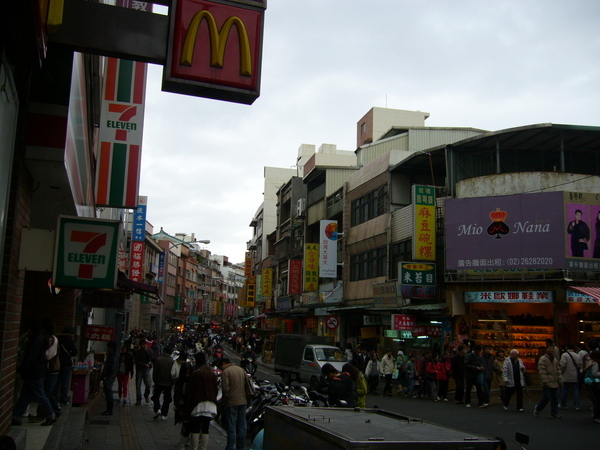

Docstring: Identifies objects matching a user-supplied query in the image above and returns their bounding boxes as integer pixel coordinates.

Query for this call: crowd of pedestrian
[324,338,600,426]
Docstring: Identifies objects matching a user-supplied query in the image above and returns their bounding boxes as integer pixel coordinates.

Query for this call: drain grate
[89,420,111,425]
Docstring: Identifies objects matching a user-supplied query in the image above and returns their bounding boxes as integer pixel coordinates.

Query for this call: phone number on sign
[505,257,553,266]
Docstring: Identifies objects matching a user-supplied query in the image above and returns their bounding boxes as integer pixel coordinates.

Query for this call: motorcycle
[241,354,257,376]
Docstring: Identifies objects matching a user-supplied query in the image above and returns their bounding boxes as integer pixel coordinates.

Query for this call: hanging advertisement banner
[372,282,399,308]
[319,220,338,278]
[87,325,115,342]
[53,216,121,289]
[392,314,416,331]
[288,259,302,295]
[304,244,319,291]
[412,185,436,261]
[246,276,256,307]
[129,195,147,282]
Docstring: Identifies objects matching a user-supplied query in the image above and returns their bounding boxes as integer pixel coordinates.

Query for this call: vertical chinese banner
[288,260,302,295]
[261,268,272,302]
[412,185,436,261]
[246,276,256,307]
[128,196,147,282]
[304,244,319,292]
[244,252,253,277]
[319,220,338,277]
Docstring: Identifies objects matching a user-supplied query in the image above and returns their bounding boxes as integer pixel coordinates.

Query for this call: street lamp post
[158,239,210,339]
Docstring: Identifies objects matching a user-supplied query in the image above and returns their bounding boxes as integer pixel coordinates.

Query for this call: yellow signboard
[304,244,319,292]
[413,185,436,261]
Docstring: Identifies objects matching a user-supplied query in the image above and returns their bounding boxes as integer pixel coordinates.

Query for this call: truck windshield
[315,348,347,362]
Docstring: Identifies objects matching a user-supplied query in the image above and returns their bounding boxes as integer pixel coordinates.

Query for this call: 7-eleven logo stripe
[71,231,107,279]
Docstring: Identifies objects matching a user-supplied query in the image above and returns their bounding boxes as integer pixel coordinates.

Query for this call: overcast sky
[139,0,600,263]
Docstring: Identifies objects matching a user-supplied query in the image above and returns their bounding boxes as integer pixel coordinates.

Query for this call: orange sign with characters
[163,0,265,104]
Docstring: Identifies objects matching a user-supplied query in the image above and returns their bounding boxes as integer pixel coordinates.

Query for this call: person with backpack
[322,363,356,407]
[395,350,408,395]
[559,342,582,410]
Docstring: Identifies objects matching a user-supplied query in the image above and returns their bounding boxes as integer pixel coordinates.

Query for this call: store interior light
[479,319,507,322]
[430,320,442,324]
[416,336,428,339]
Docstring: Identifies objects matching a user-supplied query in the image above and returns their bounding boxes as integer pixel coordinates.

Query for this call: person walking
[40,319,62,420]
[437,352,452,401]
[584,349,600,423]
[220,358,248,450]
[452,346,466,404]
[55,326,78,406]
[12,320,57,426]
[380,350,395,397]
[173,355,196,450]
[100,341,119,416]
[365,352,380,394]
[464,345,487,408]
[403,354,417,397]
[559,342,582,410]
[494,349,507,404]
[117,345,134,405]
[133,338,155,405]
[152,345,175,420]
[534,344,563,419]
[183,352,218,450]
[502,350,526,411]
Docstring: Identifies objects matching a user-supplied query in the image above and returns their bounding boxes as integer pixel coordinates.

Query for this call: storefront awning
[567,286,600,306]
[210,320,220,326]
[240,316,255,322]
[399,303,447,312]
[117,271,160,299]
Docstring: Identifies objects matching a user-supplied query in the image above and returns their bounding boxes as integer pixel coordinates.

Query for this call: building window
[361,122,366,134]
[390,240,412,279]
[351,185,389,227]
[350,247,387,281]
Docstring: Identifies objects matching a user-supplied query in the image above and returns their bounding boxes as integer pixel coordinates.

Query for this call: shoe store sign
[53,216,121,289]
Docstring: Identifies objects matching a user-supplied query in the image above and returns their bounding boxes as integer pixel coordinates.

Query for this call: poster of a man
[567,208,590,257]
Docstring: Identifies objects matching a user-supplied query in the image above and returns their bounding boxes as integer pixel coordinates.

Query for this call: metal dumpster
[263,406,502,450]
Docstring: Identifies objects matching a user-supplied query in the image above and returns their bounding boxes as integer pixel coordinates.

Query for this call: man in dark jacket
[100,341,119,415]
[55,326,78,405]
[451,346,466,404]
[133,338,155,405]
[481,346,495,405]
[321,363,356,407]
[464,345,488,408]
[12,320,57,426]
[152,345,175,420]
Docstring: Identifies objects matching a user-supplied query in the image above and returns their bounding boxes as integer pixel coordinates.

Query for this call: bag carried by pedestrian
[523,370,533,387]
[244,374,257,398]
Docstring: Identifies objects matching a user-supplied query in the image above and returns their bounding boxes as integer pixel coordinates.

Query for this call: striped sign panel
[95,58,147,208]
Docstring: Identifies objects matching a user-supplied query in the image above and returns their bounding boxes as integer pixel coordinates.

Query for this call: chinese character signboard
[304,244,319,291]
[53,216,120,289]
[261,268,272,301]
[288,259,302,295]
[163,0,266,105]
[319,220,338,278]
[392,314,416,331]
[131,196,147,242]
[129,196,147,282]
[244,252,253,277]
[400,262,436,286]
[87,325,115,342]
[372,282,399,308]
[158,252,165,282]
[464,291,553,303]
[246,276,256,307]
[413,185,436,261]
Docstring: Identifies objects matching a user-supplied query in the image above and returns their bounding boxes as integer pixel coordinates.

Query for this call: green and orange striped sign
[95,58,147,208]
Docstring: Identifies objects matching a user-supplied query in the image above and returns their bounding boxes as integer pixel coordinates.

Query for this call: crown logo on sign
[489,208,508,222]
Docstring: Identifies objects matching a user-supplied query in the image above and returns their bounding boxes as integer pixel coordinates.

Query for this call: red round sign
[325,315,339,330]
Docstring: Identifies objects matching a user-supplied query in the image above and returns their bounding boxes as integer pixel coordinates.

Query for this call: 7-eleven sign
[53,216,121,289]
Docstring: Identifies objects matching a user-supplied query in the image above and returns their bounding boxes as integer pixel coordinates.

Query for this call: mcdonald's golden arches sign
[163,0,266,105]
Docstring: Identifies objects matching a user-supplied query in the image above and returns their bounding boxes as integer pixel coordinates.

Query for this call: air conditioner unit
[296,198,306,218]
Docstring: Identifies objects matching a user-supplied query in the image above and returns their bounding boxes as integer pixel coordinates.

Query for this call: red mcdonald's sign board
[163,0,266,104]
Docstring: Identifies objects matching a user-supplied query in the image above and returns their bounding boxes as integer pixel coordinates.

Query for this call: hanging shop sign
[163,0,266,104]
[319,220,338,278]
[385,330,414,339]
[465,290,554,303]
[304,244,319,291]
[245,276,256,307]
[53,216,121,289]
[392,314,416,331]
[244,251,253,277]
[412,185,436,261]
[412,326,441,337]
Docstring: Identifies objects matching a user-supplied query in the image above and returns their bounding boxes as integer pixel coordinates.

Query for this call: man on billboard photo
[567,209,590,257]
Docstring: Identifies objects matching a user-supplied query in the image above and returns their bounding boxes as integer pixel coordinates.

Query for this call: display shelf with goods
[470,313,554,372]
[578,311,600,345]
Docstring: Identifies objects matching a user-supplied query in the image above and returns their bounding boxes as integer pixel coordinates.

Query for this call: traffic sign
[325,315,339,330]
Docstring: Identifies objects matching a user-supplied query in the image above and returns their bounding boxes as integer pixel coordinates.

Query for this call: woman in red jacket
[436,352,452,401]
[425,354,439,401]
